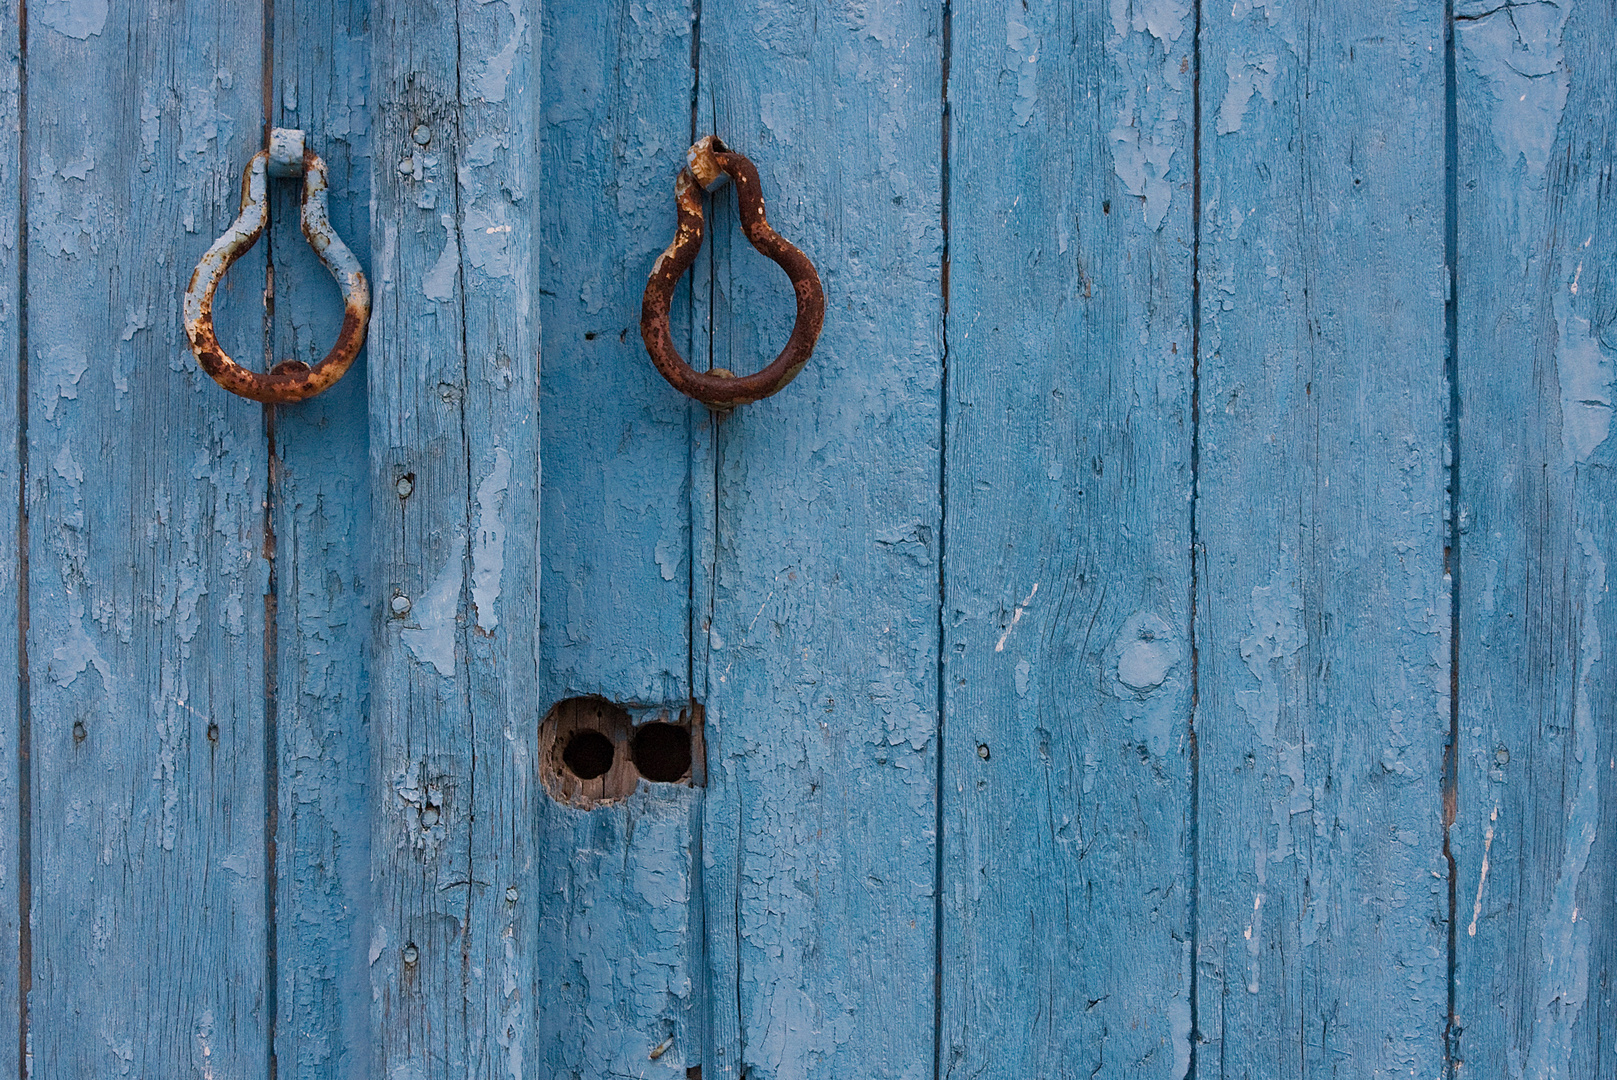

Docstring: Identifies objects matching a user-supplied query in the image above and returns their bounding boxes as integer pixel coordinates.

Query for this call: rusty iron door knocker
[641,136,825,408]
[184,128,371,404]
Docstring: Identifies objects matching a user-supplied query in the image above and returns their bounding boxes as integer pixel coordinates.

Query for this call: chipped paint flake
[39,0,108,39]
[1119,637,1173,690]
[1111,0,1190,41]
[1236,568,1304,743]
[497,923,527,1080]
[53,440,84,484]
[139,92,162,158]
[473,0,526,104]
[41,342,90,421]
[1014,658,1032,697]
[422,213,459,301]
[473,448,512,632]
[1457,0,1570,179]
[1468,805,1499,937]
[1218,50,1279,135]
[1107,611,1185,758]
[1554,282,1613,465]
[1105,0,1188,230]
[463,205,515,280]
[402,542,463,677]
[995,582,1039,651]
[1233,568,1307,993]
[51,614,110,689]
[1169,980,1192,1079]
[1006,4,1039,127]
[177,81,237,165]
[653,533,680,582]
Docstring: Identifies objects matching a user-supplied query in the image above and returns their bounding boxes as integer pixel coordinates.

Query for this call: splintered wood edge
[539,697,705,809]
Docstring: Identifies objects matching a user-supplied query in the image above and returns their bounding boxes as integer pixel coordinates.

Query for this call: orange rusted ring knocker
[184,128,371,404]
[641,137,825,408]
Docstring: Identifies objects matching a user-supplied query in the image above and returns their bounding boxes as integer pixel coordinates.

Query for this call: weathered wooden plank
[694,1,944,1075]
[940,0,1195,1074]
[535,1,706,1074]
[269,2,372,1073]
[25,4,271,1074]
[0,1,21,1072]
[1195,5,1451,1075]
[535,716,704,1078]
[367,0,540,1074]
[538,0,695,707]
[1452,3,1617,1075]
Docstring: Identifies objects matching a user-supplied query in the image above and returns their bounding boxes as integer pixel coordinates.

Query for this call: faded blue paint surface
[365,0,540,1076]
[0,2,18,1074]
[0,2,1612,1078]
[1454,2,1617,1076]
[536,0,705,1075]
[695,1,945,1076]
[1195,4,1452,1079]
[942,1,1194,1076]
[269,1,372,1074]
[26,5,272,1076]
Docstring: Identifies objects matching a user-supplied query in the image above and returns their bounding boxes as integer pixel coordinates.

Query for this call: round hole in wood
[539,697,638,808]
[562,730,614,780]
[631,723,691,783]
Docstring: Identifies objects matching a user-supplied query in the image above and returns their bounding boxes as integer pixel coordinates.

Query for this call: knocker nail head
[640,136,825,409]
[183,127,371,405]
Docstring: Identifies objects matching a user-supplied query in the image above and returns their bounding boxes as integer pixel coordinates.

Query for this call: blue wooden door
[3,1,1613,1077]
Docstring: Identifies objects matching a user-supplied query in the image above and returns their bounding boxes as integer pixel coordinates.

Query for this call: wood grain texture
[538,0,695,706]
[366,1,540,1075]
[1194,4,1451,1076]
[536,2,707,1074]
[940,1,1195,1075]
[1453,3,1617,1075]
[270,1,373,1074]
[0,1,20,1072]
[536,763,704,1078]
[25,4,271,1074]
[694,1,944,1075]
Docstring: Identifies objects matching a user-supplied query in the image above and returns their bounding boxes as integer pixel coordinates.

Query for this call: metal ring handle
[183,129,371,404]
[641,137,825,408]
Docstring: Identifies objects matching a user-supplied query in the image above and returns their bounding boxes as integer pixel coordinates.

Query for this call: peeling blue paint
[1523,531,1603,1077]
[38,0,106,40]
[401,541,463,677]
[1554,272,1613,464]
[473,447,512,632]
[1457,0,1570,179]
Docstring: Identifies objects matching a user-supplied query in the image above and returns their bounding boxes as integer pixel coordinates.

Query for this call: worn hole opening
[562,730,614,780]
[631,723,691,783]
[540,697,636,807]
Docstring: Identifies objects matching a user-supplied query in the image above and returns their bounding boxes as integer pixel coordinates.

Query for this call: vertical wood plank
[941,0,1196,1074]
[536,1,706,1074]
[536,754,704,1077]
[1195,4,1451,1075]
[270,2,372,1074]
[0,0,20,1071]
[25,4,271,1075]
[538,0,695,707]
[695,2,944,1075]
[367,0,540,1074]
[1453,3,1617,1075]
